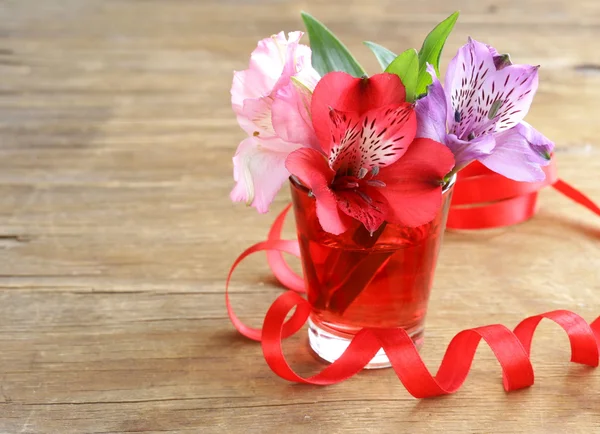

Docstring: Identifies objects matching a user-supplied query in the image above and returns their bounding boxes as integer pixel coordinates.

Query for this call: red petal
[326,107,362,171]
[335,186,390,234]
[285,148,352,235]
[344,103,416,172]
[376,138,455,227]
[312,72,407,153]
[327,103,417,176]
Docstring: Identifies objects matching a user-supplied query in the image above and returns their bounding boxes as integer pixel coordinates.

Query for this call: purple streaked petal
[444,38,539,142]
[446,133,495,171]
[487,45,499,57]
[478,122,552,182]
[415,64,447,143]
[445,37,496,138]
[473,63,538,136]
[515,121,554,163]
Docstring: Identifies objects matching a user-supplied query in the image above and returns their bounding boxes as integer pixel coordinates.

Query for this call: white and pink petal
[231,68,274,115]
[232,31,318,141]
[248,32,298,87]
[230,136,301,213]
[294,45,321,89]
[272,82,319,148]
[238,97,277,138]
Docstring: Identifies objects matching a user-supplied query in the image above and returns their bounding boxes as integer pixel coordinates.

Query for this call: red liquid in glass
[290,179,452,345]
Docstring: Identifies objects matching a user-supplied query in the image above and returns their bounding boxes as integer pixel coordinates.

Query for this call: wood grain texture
[0,0,599,432]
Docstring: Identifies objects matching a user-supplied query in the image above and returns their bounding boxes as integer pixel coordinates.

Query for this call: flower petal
[445,38,539,140]
[376,138,455,227]
[232,32,298,112]
[230,136,300,213]
[285,148,352,235]
[325,107,362,170]
[238,97,276,138]
[446,133,495,172]
[232,31,319,140]
[272,82,319,148]
[249,32,301,86]
[479,121,553,182]
[515,120,555,163]
[445,37,496,138]
[415,64,448,143]
[474,63,538,135]
[271,32,315,95]
[329,103,417,174]
[335,187,390,234]
[311,72,407,152]
[294,45,322,89]
[231,68,273,117]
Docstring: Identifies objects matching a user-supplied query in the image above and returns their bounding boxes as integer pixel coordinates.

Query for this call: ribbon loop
[513,310,600,366]
[447,161,553,229]
[225,239,302,341]
[266,204,305,293]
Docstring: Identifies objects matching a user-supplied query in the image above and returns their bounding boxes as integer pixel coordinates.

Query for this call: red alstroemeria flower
[285,72,456,235]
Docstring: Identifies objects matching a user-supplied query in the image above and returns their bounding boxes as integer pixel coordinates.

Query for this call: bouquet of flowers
[227,11,556,365]
[230,11,554,236]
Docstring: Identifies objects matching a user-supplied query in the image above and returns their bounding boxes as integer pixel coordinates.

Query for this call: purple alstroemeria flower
[416,38,554,182]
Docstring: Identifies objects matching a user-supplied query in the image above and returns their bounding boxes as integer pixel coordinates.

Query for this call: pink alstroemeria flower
[286,72,455,235]
[230,32,320,212]
[416,38,554,182]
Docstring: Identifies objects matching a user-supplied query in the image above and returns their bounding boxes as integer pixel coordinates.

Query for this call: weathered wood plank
[0,0,599,432]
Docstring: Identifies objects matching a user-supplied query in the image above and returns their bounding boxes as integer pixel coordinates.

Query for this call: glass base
[308,317,424,369]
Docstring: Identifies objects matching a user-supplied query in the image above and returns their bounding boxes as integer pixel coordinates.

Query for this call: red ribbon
[448,159,600,229]
[226,166,600,398]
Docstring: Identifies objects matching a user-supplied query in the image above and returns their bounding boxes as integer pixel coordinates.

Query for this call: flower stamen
[356,190,373,204]
[366,180,386,188]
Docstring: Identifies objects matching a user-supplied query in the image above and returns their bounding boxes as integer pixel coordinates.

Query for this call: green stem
[443,167,459,185]
[326,222,389,315]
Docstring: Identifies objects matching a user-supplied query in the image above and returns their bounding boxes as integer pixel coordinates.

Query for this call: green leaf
[385,49,419,102]
[363,41,397,70]
[301,11,366,78]
[415,11,460,96]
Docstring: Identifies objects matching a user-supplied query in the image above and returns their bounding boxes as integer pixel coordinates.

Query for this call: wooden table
[1,0,599,432]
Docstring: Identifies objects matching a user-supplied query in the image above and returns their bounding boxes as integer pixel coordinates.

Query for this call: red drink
[290,177,453,368]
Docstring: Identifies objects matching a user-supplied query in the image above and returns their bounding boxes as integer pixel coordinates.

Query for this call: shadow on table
[534,212,600,240]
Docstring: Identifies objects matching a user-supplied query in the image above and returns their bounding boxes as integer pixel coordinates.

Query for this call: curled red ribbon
[226,234,600,397]
[226,165,600,397]
[448,159,600,229]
